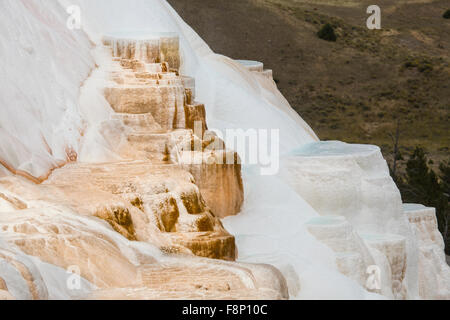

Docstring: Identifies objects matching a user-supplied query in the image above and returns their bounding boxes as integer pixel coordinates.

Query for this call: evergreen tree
[439,159,450,251]
[403,148,438,203]
[401,147,448,252]
[439,159,450,198]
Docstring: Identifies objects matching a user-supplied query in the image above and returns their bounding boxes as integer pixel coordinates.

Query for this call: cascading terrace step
[100,33,244,222]
[305,216,374,289]
[361,233,407,299]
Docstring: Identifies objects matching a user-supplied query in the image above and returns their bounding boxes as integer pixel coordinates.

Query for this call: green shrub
[317,23,337,42]
[404,57,433,73]
[443,9,450,19]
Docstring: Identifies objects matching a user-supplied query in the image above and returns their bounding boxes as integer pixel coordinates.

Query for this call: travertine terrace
[0,0,449,301]
[237,60,273,80]
[102,33,244,219]
[404,204,450,299]
[0,32,286,300]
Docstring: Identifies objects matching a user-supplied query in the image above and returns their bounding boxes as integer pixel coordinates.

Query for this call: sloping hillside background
[168,0,449,169]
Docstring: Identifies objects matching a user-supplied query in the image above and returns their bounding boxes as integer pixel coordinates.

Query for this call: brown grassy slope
[167,0,449,166]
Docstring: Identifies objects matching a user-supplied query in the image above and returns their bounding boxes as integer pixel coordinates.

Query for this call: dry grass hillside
[168,0,449,168]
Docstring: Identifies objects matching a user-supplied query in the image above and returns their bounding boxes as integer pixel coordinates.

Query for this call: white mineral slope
[274,141,422,299]
[0,0,321,300]
[0,0,94,179]
[61,0,318,157]
[63,0,380,299]
[223,168,384,300]
[0,0,446,300]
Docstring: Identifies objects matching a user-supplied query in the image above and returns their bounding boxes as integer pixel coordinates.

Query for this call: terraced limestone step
[88,259,288,300]
[100,34,243,218]
[181,75,196,100]
[305,216,375,290]
[0,31,287,301]
[0,178,287,299]
[179,150,244,218]
[403,204,450,299]
[236,60,273,80]
[104,85,186,129]
[362,233,407,300]
[43,161,236,261]
[111,113,164,133]
[280,141,402,226]
[103,32,180,70]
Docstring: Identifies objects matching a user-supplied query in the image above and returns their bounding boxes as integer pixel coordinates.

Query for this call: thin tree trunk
[389,120,400,180]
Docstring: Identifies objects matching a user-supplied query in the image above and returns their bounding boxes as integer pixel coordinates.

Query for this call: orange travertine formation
[101,34,244,218]
[0,34,287,300]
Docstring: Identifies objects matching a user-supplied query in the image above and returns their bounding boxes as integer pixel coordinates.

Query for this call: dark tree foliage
[443,9,450,19]
[439,160,450,251]
[440,160,450,199]
[317,23,337,42]
[398,147,449,253]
